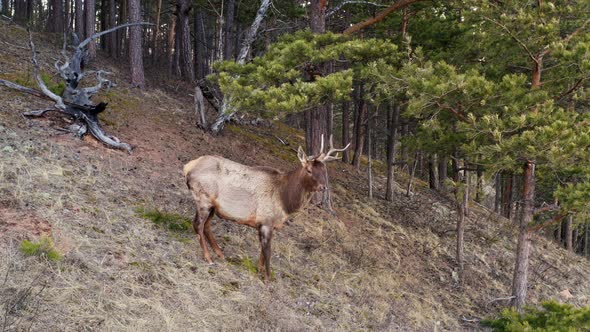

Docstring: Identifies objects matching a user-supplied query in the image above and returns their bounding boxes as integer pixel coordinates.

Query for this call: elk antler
[315,135,351,162]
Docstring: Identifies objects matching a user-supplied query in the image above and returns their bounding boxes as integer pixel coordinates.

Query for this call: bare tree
[209,0,271,133]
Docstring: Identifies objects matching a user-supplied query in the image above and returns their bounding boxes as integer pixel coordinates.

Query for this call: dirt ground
[1,21,589,331]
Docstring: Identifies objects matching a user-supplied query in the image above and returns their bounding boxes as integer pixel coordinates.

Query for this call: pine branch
[343,0,424,35]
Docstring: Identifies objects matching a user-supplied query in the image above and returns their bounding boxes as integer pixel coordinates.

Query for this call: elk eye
[306,168,312,174]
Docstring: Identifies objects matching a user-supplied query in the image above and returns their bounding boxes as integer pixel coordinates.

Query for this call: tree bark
[51,0,65,33]
[99,0,107,49]
[565,215,573,252]
[367,106,373,199]
[438,156,448,190]
[108,0,117,58]
[223,0,235,60]
[194,8,207,80]
[511,161,536,311]
[386,103,399,201]
[209,0,271,134]
[127,0,144,88]
[341,101,351,163]
[85,0,96,60]
[176,0,194,81]
[167,14,177,75]
[152,0,162,62]
[457,168,469,282]
[584,223,589,257]
[429,154,439,190]
[494,173,501,213]
[352,103,366,170]
[117,0,126,57]
[406,152,419,196]
[236,0,271,64]
[556,221,562,246]
[502,172,513,220]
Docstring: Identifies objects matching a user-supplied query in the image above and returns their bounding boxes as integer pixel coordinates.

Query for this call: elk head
[296,135,351,192]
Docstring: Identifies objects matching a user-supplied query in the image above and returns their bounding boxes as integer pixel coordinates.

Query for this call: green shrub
[135,207,192,232]
[482,301,590,331]
[19,237,62,262]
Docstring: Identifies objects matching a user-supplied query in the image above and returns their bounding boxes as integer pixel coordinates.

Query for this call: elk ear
[297,146,308,166]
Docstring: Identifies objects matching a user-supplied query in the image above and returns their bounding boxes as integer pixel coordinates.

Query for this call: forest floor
[1,21,589,331]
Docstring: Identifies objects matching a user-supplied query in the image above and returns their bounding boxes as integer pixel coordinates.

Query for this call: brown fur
[184,154,327,281]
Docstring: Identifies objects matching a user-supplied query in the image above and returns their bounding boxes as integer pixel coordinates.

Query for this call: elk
[184,135,350,281]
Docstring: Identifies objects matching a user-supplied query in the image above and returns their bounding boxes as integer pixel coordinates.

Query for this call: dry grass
[1,21,589,331]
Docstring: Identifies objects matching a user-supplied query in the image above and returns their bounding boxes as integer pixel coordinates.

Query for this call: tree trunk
[341,101,351,163]
[406,152,419,196]
[555,222,563,247]
[117,0,126,57]
[223,0,235,60]
[438,156,448,191]
[401,118,409,163]
[85,0,96,59]
[584,223,588,257]
[176,0,194,81]
[108,0,117,58]
[52,0,65,33]
[386,103,399,201]
[152,0,162,62]
[494,173,502,213]
[475,167,483,203]
[208,0,271,134]
[511,161,536,311]
[127,0,144,88]
[352,103,366,170]
[99,0,107,49]
[502,173,513,220]
[429,154,439,190]
[367,106,373,199]
[457,168,469,282]
[194,8,207,80]
[167,14,176,75]
[565,215,573,252]
[75,0,84,40]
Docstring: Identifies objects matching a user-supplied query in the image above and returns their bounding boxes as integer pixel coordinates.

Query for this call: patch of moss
[228,256,258,274]
[135,207,192,232]
[227,256,276,279]
[11,72,65,96]
[19,237,62,262]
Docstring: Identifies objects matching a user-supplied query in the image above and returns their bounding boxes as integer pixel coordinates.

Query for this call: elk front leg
[258,224,273,282]
[193,209,213,264]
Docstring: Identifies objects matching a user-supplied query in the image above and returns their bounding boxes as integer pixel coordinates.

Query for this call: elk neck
[279,166,314,214]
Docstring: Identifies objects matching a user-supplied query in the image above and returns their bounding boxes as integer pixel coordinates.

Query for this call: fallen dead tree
[0,24,150,153]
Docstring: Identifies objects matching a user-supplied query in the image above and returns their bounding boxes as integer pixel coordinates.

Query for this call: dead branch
[326,1,387,18]
[343,0,424,35]
[0,26,146,152]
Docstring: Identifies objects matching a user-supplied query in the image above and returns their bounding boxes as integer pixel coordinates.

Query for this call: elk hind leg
[258,224,273,282]
[204,210,224,260]
[193,207,213,264]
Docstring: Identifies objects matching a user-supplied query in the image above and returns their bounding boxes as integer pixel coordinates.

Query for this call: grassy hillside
[1,22,589,331]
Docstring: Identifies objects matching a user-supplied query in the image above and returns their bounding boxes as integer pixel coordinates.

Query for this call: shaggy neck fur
[279,167,314,214]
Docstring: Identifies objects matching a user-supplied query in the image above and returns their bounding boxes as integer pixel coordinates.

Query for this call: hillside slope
[1,22,589,331]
